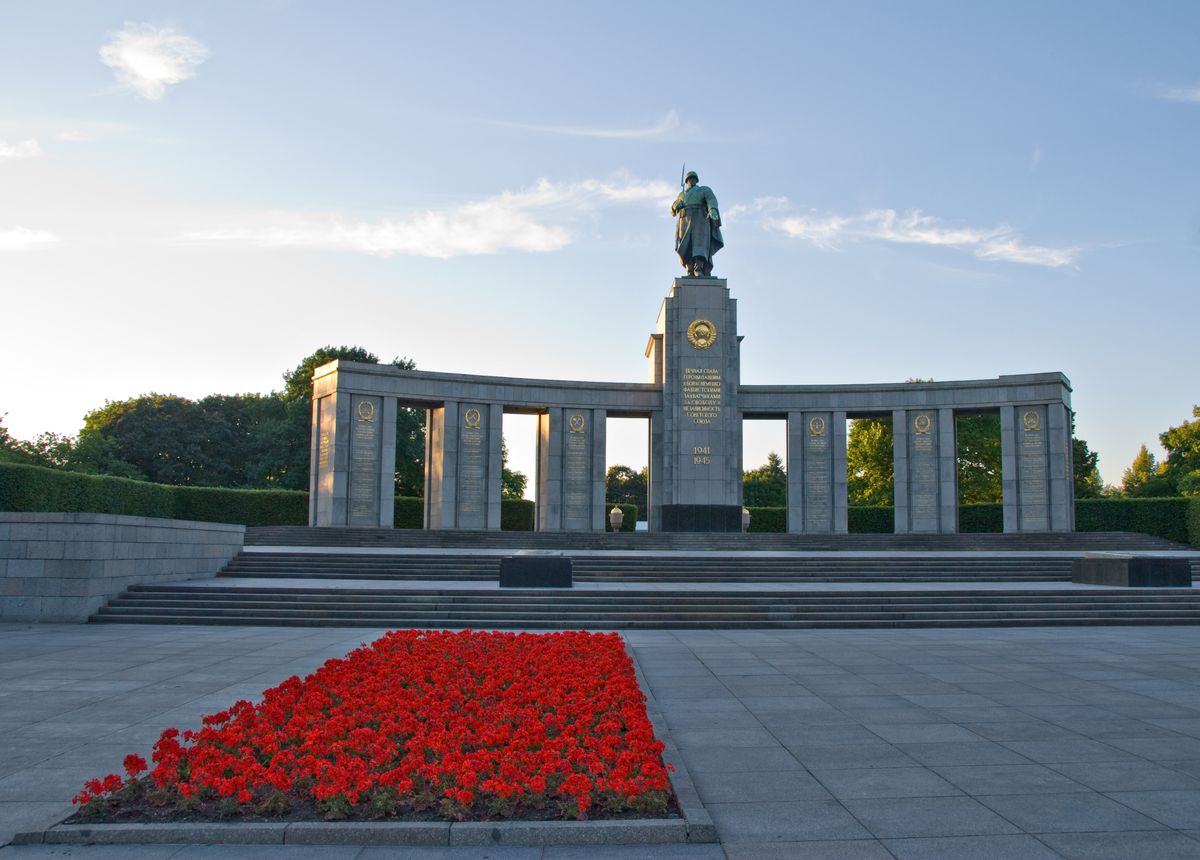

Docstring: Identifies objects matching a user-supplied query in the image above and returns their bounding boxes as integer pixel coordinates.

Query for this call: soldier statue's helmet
[685,170,699,182]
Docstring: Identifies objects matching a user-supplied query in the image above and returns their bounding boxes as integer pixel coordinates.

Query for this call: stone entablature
[310,280,1073,534]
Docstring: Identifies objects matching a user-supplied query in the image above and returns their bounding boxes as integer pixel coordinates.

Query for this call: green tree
[500,438,528,500]
[0,415,31,464]
[606,465,647,515]
[1072,436,1104,498]
[956,414,1001,504]
[847,417,894,506]
[1121,444,1174,497]
[743,451,786,506]
[82,394,231,485]
[1160,405,1200,497]
[198,393,289,486]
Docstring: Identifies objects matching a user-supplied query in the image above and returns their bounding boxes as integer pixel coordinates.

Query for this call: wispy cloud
[489,110,690,141]
[177,175,677,259]
[726,196,789,222]
[1154,83,1200,103]
[0,227,60,251]
[99,23,208,102]
[0,139,42,161]
[766,205,1078,268]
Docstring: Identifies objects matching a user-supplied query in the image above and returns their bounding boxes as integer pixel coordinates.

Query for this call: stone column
[309,392,395,527]
[938,407,958,534]
[426,401,501,529]
[590,412,608,531]
[536,408,563,531]
[1002,403,1072,532]
[894,408,949,534]
[310,392,346,526]
[648,410,664,531]
[425,402,458,529]
[1048,402,1075,531]
[656,278,743,531]
[538,408,606,531]
[832,410,849,533]
[787,411,844,533]
[892,410,908,534]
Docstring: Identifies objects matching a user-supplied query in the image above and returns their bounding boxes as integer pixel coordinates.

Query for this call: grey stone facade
[653,279,744,531]
[310,281,1074,533]
[0,513,244,621]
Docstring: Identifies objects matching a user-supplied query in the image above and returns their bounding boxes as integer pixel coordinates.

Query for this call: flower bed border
[13,635,717,847]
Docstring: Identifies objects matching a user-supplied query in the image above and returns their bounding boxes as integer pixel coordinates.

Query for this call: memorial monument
[310,171,1074,534]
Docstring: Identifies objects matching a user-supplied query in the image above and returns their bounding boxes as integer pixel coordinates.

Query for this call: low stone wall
[0,513,245,622]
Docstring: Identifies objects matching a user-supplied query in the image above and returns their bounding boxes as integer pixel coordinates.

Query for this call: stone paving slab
[10,624,1200,857]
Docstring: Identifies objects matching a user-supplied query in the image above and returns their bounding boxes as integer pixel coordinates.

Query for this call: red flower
[73,631,672,821]
[123,754,147,779]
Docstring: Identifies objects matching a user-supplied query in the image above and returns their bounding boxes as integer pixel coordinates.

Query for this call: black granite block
[661,504,744,533]
[499,555,573,588]
[1072,555,1192,587]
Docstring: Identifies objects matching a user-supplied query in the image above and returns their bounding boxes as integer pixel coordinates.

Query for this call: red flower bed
[73,630,672,821]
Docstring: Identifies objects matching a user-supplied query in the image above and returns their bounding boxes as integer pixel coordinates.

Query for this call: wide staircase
[90,529,1200,630]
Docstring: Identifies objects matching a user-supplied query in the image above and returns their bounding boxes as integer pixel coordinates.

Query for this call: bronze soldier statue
[671,170,723,277]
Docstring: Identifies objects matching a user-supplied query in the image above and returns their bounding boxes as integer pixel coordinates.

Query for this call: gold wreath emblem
[568,413,585,433]
[463,407,482,429]
[808,416,826,436]
[1022,410,1041,431]
[686,319,717,350]
[913,414,932,435]
[356,400,375,422]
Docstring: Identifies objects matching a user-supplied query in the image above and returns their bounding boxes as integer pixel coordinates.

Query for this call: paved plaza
[5,623,1200,858]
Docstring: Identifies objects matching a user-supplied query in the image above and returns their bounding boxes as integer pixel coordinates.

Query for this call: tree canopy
[743,451,786,507]
[605,465,647,515]
[956,414,1001,504]
[1160,405,1200,496]
[12,346,427,494]
[1121,444,1174,497]
[847,417,894,506]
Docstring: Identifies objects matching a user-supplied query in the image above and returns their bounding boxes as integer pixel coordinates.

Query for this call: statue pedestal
[649,278,743,532]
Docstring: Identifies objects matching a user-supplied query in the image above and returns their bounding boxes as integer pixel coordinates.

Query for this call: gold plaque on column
[463,407,481,428]
[568,413,586,433]
[1022,410,1041,431]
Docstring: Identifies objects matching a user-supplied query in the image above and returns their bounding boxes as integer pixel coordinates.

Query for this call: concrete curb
[15,816,695,847]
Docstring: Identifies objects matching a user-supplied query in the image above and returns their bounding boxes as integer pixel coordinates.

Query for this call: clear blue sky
[2,1,1197,490]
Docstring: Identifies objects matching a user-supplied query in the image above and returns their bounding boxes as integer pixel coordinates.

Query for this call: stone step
[91,613,1200,630]
[243,527,1192,552]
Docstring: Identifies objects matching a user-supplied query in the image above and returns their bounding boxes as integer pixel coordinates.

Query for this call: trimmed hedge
[395,496,423,529]
[1076,497,1191,545]
[959,504,1003,533]
[502,499,535,531]
[849,506,893,534]
[0,462,175,518]
[0,462,309,526]
[746,507,784,533]
[171,485,308,527]
[1189,497,1200,547]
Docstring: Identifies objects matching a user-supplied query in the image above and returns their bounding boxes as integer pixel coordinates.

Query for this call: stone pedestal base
[661,504,743,532]
[499,556,573,588]
[1072,554,1192,587]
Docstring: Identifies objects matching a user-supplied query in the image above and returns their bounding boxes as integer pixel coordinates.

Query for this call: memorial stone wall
[310,279,1075,534]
